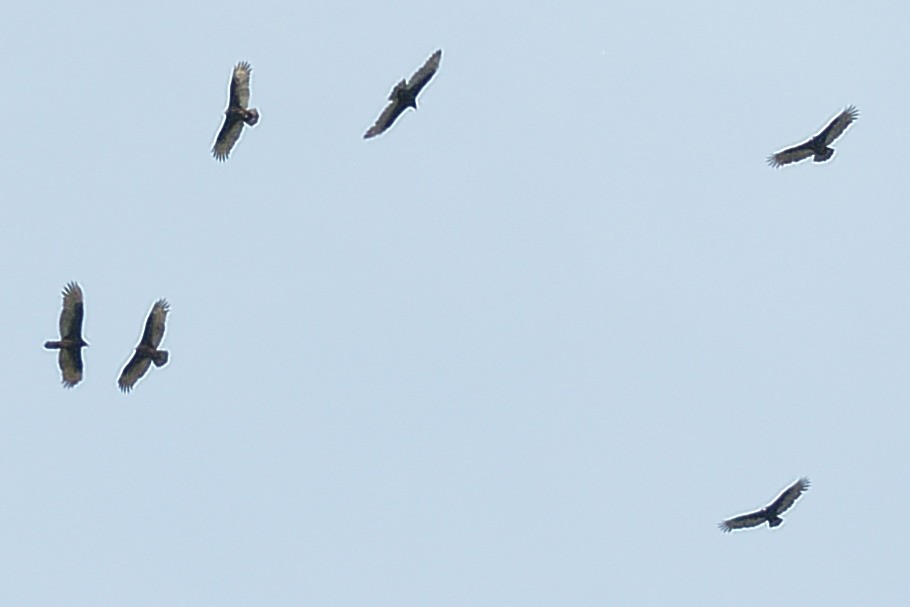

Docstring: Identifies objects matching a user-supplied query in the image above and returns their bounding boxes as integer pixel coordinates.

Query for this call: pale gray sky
[2,0,908,604]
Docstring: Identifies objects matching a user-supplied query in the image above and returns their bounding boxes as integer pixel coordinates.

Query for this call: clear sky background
[2,0,908,604]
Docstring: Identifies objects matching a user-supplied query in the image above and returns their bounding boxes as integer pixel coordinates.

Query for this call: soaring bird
[118,299,170,392]
[213,61,259,160]
[768,106,858,167]
[44,282,88,388]
[719,477,810,532]
[364,49,442,139]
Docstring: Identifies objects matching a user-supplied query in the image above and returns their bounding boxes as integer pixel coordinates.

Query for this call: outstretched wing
[59,282,84,340]
[229,61,253,110]
[364,95,408,139]
[118,352,152,393]
[405,49,442,96]
[139,299,169,349]
[364,50,442,139]
[213,114,245,160]
[213,62,254,160]
[767,477,810,516]
[59,348,83,388]
[767,106,858,167]
[820,106,859,146]
[718,510,767,533]
[767,144,815,168]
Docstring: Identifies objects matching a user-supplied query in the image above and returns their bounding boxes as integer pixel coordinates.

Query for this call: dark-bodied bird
[118,299,170,392]
[768,106,858,167]
[719,477,810,532]
[44,282,88,388]
[364,49,442,139]
[213,61,259,160]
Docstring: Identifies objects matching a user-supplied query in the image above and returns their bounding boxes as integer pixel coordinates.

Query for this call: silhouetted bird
[213,61,259,160]
[768,106,858,167]
[118,299,170,392]
[44,282,88,388]
[719,477,810,532]
[364,50,442,139]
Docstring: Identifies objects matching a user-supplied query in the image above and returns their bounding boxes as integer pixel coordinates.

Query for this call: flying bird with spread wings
[768,106,858,167]
[364,49,442,139]
[719,477,810,532]
[213,61,259,161]
[44,282,88,388]
[118,299,170,393]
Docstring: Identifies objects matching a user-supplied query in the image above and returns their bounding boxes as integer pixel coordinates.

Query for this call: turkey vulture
[212,61,259,161]
[118,299,170,393]
[44,282,88,388]
[768,106,858,167]
[719,477,810,532]
[364,49,442,139]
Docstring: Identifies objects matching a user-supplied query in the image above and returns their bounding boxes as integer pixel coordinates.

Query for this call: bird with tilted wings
[719,477,810,532]
[213,61,259,160]
[364,50,442,139]
[768,106,858,167]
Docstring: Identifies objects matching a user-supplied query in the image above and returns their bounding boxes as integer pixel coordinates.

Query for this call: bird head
[389,80,408,101]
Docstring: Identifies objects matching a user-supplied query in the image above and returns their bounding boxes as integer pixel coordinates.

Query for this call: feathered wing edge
[118,353,152,393]
[405,49,442,95]
[229,61,253,110]
[767,145,815,168]
[140,299,170,349]
[59,348,84,388]
[768,477,810,515]
[364,99,408,139]
[59,281,84,339]
[212,115,245,161]
[820,106,859,145]
[718,511,768,533]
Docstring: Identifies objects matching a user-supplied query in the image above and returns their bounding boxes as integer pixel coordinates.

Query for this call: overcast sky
[2,0,908,604]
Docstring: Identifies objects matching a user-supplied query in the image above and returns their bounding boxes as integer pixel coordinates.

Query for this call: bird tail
[153,350,169,367]
[813,148,834,162]
[44,340,61,349]
[245,108,259,126]
[768,517,783,528]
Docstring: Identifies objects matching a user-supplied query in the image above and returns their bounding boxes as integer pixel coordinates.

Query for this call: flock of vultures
[45,48,859,531]
[44,283,168,394]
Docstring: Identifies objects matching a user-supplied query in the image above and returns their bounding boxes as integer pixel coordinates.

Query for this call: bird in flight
[768,106,858,167]
[118,299,170,393]
[719,477,810,532]
[364,49,442,139]
[213,61,260,160]
[44,282,88,388]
